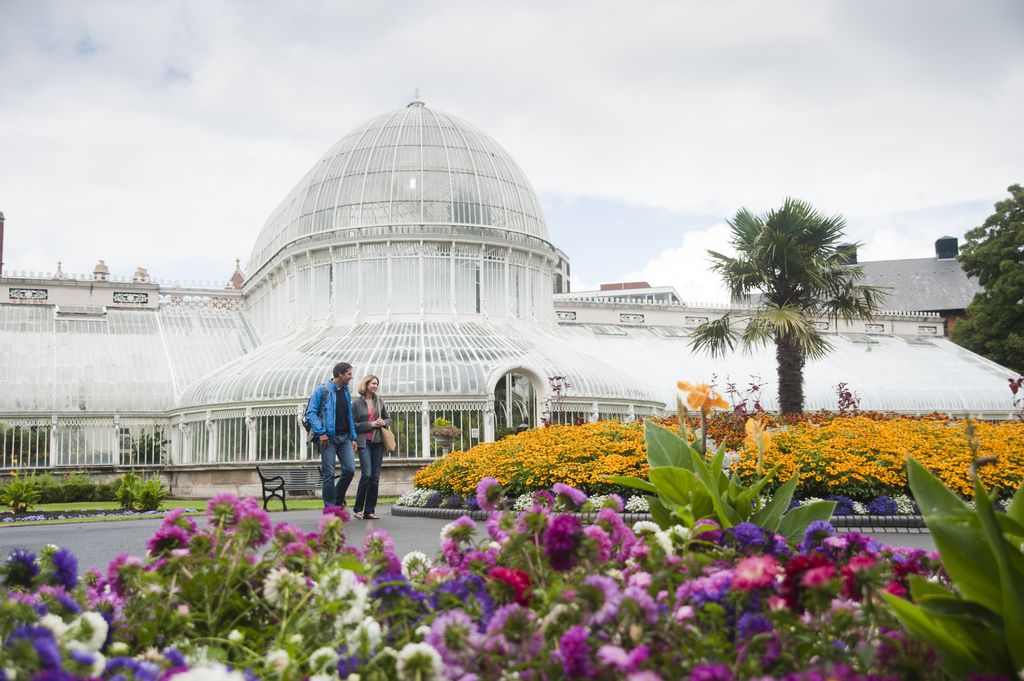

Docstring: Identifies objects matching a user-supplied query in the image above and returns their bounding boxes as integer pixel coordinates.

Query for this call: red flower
[489,566,532,606]
[840,555,877,600]
[782,553,834,609]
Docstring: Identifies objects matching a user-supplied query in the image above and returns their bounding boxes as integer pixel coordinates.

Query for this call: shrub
[0,478,41,513]
[115,471,169,511]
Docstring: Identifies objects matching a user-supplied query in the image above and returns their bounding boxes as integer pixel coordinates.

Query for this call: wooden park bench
[256,465,338,511]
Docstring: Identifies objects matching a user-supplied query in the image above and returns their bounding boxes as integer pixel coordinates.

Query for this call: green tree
[954,184,1024,372]
[690,198,885,414]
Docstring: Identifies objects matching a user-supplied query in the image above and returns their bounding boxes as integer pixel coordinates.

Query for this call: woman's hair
[357,374,380,397]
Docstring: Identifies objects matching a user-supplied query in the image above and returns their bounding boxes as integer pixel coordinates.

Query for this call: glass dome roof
[176,321,657,409]
[248,101,549,280]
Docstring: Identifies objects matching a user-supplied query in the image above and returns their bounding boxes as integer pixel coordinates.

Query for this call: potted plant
[430,418,462,455]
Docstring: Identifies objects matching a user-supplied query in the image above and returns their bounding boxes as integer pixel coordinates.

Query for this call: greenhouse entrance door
[493,370,538,439]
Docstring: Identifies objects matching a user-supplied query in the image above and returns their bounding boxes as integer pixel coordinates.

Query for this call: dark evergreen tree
[955,184,1024,373]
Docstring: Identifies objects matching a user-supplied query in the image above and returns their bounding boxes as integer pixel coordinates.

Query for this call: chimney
[837,243,858,265]
[0,210,5,277]
[93,259,110,281]
[935,236,958,260]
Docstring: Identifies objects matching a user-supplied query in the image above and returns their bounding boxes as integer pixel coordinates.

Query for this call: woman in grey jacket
[352,374,390,519]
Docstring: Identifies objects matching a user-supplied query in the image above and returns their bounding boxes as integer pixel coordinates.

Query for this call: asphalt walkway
[0,505,936,573]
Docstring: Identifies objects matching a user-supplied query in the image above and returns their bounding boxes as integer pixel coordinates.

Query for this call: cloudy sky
[1,0,1021,303]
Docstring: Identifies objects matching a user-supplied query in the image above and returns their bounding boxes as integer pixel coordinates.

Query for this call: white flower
[38,614,69,639]
[108,641,129,655]
[67,612,108,652]
[415,624,431,640]
[893,494,916,515]
[624,495,649,513]
[263,567,305,607]
[319,569,369,626]
[395,642,442,681]
[266,649,290,672]
[227,629,244,642]
[632,520,660,535]
[852,502,868,515]
[667,525,691,544]
[348,616,383,653]
[512,493,534,511]
[289,634,303,645]
[652,530,674,554]
[400,551,431,578]
[171,663,248,681]
[308,646,338,672]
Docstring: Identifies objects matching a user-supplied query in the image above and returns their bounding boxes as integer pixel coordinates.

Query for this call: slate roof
[856,257,982,313]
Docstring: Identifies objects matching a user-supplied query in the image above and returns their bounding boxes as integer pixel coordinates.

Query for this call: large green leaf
[649,467,703,509]
[907,457,971,521]
[1006,483,1024,528]
[778,501,836,542]
[973,475,1024,671]
[882,593,997,678]
[606,475,657,494]
[645,422,695,469]
[646,496,674,529]
[751,474,799,532]
[927,520,1002,614]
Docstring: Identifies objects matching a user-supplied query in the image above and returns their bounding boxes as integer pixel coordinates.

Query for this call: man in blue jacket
[305,362,358,507]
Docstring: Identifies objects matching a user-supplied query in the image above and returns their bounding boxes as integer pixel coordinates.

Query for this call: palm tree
[690,198,886,414]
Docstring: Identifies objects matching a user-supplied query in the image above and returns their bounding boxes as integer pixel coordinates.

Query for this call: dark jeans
[354,441,384,515]
[319,436,355,507]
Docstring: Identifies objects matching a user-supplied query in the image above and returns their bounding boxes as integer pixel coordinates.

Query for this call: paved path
[0,507,936,573]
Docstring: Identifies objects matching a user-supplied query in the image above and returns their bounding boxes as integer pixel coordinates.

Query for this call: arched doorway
[492,369,539,439]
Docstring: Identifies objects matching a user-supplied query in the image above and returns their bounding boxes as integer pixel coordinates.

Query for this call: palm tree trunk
[776,333,805,414]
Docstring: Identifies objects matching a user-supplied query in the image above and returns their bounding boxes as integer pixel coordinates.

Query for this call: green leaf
[646,495,674,530]
[778,501,836,542]
[973,474,1024,671]
[649,467,701,508]
[606,475,657,494]
[881,593,996,678]
[1006,483,1024,528]
[751,473,798,532]
[645,422,696,470]
[928,520,1002,614]
[907,457,972,521]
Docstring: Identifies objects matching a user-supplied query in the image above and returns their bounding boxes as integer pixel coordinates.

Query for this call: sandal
[365,513,380,520]
[352,511,363,519]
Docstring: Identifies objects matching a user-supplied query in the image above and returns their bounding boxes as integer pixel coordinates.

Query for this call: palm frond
[689,315,738,358]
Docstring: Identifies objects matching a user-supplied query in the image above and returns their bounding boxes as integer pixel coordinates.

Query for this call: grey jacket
[352,395,391,448]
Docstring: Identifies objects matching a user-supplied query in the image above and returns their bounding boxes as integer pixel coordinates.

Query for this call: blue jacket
[305,380,357,441]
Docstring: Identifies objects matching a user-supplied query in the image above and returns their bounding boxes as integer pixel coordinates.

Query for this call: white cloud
[0,1,1020,281]
[619,223,734,305]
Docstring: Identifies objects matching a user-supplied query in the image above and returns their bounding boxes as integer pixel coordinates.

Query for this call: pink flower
[732,555,781,591]
[475,477,503,512]
[801,564,837,588]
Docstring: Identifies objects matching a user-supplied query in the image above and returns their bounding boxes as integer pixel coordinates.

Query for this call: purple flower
[557,626,593,678]
[581,575,622,626]
[146,526,190,556]
[544,514,583,571]
[597,644,649,673]
[337,651,363,677]
[475,477,503,512]
[584,525,612,562]
[866,495,899,516]
[688,663,735,681]
[730,522,767,550]
[801,521,837,554]
[431,574,494,629]
[10,626,60,669]
[484,603,542,660]
[51,548,78,590]
[552,483,588,509]
[106,553,144,597]
[737,612,773,640]
[273,522,307,544]
[6,548,40,588]
[622,585,659,624]
[426,609,481,667]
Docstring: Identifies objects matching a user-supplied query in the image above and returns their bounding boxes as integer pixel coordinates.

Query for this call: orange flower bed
[412,416,1024,500]
[730,416,1024,498]
[412,421,648,497]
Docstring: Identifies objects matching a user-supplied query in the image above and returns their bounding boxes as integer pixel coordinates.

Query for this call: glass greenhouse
[0,101,1017,474]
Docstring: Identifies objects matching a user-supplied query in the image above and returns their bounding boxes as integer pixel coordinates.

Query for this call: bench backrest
[257,466,321,491]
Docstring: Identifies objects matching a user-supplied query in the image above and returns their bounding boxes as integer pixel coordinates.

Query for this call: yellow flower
[744,417,772,451]
[677,381,730,412]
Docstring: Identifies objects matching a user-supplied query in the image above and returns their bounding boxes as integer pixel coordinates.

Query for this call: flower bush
[413,416,1024,502]
[0,483,948,680]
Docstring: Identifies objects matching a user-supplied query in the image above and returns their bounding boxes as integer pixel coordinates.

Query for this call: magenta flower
[597,644,649,673]
[544,515,583,571]
[236,501,273,547]
[273,522,307,544]
[146,526,190,556]
[552,483,588,509]
[426,609,481,669]
[159,508,197,535]
[581,575,622,626]
[206,494,242,526]
[584,525,612,562]
[475,477,503,512]
[557,625,593,678]
[106,553,144,597]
